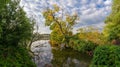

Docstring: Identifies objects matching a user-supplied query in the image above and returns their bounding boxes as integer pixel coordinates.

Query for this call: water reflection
[51,48,92,67]
[31,40,53,67]
[31,40,92,67]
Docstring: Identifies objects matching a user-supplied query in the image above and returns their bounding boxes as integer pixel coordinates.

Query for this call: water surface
[31,40,92,67]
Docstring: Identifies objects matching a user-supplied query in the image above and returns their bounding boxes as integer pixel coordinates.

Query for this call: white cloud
[104,0,112,6]
[97,0,104,5]
[20,0,112,34]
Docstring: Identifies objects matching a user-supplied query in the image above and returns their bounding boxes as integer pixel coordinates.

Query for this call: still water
[31,40,92,67]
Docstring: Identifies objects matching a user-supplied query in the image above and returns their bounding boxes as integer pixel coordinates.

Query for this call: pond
[31,40,92,67]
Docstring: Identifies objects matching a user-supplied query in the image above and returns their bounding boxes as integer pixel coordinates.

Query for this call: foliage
[0,45,36,67]
[103,0,120,41]
[50,26,65,46]
[49,40,60,47]
[0,0,36,66]
[77,41,97,53]
[0,0,34,46]
[0,0,10,10]
[90,45,120,67]
[69,34,97,54]
[78,26,108,45]
[43,5,78,47]
[0,0,10,37]
[68,34,81,49]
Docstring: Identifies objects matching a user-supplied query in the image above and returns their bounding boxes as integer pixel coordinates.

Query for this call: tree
[103,0,120,43]
[0,0,10,37]
[0,0,36,66]
[43,5,78,47]
[78,26,107,45]
[0,0,10,10]
[0,0,34,47]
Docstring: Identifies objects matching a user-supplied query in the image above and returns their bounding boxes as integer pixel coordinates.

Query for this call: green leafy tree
[0,0,10,37]
[0,0,34,47]
[0,0,10,10]
[0,0,36,66]
[43,5,78,47]
[103,0,120,42]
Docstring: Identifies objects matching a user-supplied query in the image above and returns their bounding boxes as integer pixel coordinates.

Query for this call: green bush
[76,41,97,53]
[90,45,120,67]
[0,45,36,67]
[69,36,97,53]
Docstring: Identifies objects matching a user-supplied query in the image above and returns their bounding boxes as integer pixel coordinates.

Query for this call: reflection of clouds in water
[35,52,53,67]
[32,40,90,67]
[31,40,53,67]
[63,58,88,67]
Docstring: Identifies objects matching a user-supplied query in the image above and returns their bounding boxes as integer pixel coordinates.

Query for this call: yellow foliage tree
[78,26,107,45]
[43,4,79,47]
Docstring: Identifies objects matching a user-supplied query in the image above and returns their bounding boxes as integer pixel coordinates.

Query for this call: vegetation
[42,5,98,55]
[90,0,120,66]
[0,0,36,66]
[0,0,33,47]
[42,5,104,55]
[0,0,120,66]
[43,4,79,47]
[68,34,97,56]
[90,45,120,67]
[103,0,120,44]
[43,0,120,66]
[78,27,108,45]
[0,45,36,67]
[0,0,10,10]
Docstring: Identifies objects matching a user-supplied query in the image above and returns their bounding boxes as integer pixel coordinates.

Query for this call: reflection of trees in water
[32,41,92,67]
[51,48,92,67]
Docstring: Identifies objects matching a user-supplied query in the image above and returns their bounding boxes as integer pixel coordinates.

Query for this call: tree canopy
[43,5,78,46]
[103,0,120,41]
[0,0,34,47]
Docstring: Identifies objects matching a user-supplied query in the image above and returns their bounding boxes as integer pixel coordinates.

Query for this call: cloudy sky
[20,0,112,34]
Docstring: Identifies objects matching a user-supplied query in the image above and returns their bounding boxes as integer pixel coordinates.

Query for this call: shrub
[90,45,120,67]
[69,36,97,54]
[0,45,36,67]
[77,41,97,53]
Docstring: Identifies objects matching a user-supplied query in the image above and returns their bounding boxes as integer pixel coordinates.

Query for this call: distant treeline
[33,33,50,41]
